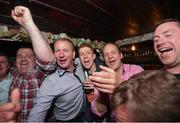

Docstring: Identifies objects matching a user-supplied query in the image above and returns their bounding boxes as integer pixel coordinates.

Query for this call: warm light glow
[152,7,162,26]
[127,18,138,35]
[128,28,137,35]
[131,45,136,51]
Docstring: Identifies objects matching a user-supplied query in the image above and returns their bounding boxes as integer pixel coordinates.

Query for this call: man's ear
[73,51,76,59]
[93,54,96,60]
[120,52,123,59]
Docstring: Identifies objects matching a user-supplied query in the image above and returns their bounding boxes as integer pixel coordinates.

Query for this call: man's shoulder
[124,64,144,70]
[74,58,84,73]
[45,70,59,79]
[0,73,12,85]
[123,64,144,76]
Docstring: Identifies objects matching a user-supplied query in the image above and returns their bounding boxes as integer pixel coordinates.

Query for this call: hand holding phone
[89,65,118,94]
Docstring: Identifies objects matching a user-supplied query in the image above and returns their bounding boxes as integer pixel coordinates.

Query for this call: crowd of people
[0,6,180,122]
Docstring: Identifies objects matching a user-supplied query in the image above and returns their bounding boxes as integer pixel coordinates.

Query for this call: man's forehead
[79,47,92,51]
[17,48,34,54]
[155,22,179,31]
[103,44,118,52]
[54,40,73,48]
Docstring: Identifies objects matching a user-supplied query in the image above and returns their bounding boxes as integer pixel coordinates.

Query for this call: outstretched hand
[0,88,21,122]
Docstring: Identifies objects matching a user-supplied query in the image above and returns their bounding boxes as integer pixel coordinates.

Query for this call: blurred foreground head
[112,70,180,122]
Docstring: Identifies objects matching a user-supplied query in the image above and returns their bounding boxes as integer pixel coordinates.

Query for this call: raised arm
[11,6,54,62]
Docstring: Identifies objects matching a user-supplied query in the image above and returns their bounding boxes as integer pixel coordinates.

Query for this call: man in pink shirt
[89,43,144,121]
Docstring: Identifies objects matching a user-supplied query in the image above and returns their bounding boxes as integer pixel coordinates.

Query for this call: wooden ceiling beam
[80,0,120,23]
[31,0,113,31]
[0,0,10,4]
[80,0,139,32]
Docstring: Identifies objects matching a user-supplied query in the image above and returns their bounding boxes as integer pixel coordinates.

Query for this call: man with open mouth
[153,19,180,79]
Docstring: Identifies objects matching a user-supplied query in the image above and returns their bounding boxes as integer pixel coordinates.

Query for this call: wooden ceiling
[0,0,180,41]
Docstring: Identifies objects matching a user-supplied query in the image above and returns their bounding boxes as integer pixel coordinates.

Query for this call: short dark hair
[78,43,94,54]
[16,44,34,56]
[16,44,33,51]
[0,52,8,57]
[154,18,180,30]
[112,70,180,122]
